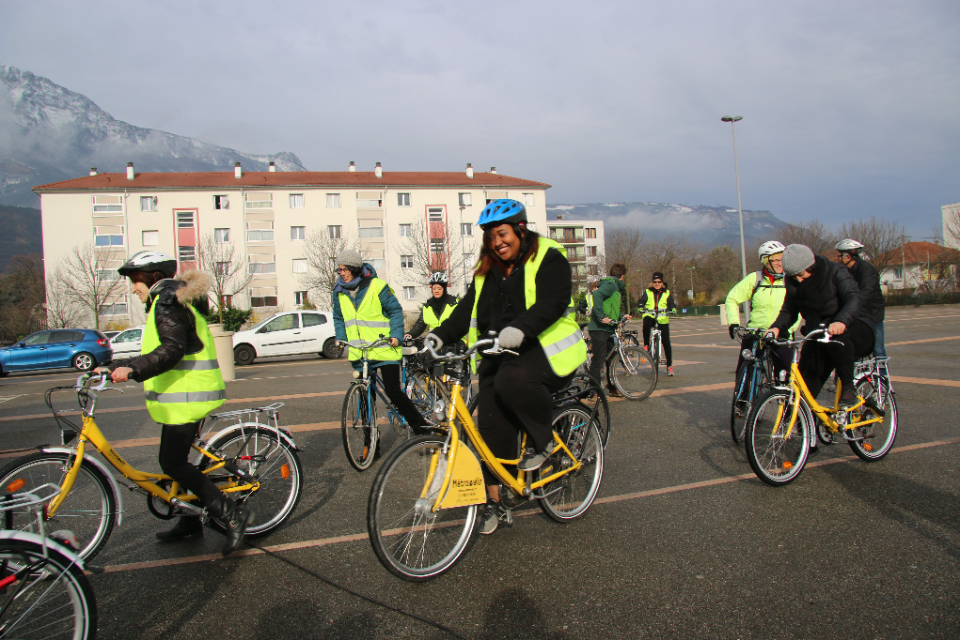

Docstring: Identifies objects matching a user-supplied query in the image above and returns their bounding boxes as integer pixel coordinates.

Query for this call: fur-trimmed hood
[147,270,213,313]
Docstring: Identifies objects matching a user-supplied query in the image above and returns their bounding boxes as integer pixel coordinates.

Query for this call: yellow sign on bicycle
[438,440,486,510]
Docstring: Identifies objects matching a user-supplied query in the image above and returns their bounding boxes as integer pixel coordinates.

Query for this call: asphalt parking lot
[1,305,958,640]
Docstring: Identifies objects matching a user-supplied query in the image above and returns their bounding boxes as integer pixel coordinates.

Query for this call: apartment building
[33,162,551,325]
[546,216,606,291]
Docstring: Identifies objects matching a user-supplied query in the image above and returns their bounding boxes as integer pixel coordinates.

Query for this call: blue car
[0,329,113,376]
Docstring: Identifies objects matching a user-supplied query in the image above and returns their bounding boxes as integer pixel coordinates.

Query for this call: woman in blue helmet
[427,199,587,535]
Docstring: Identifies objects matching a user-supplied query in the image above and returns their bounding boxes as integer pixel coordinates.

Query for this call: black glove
[728,324,740,340]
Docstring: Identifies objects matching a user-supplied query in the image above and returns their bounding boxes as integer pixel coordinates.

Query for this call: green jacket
[725,270,798,334]
[587,277,625,333]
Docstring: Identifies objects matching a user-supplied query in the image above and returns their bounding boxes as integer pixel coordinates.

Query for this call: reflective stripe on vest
[467,238,587,377]
[643,289,672,324]
[338,278,401,361]
[141,302,226,424]
[422,302,456,332]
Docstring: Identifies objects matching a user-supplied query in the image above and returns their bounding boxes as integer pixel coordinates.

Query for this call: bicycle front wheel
[536,406,604,521]
[744,390,811,486]
[0,535,98,640]
[207,427,303,537]
[568,372,611,447]
[848,376,898,461]
[609,346,657,400]
[341,383,380,471]
[730,364,752,444]
[0,453,115,563]
[367,436,480,581]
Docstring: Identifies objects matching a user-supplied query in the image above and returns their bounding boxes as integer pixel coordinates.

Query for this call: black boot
[207,496,253,557]
[156,516,204,542]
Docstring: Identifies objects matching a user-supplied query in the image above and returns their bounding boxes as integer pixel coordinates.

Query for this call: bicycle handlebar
[763,327,835,349]
[338,337,393,351]
[422,334,516,361]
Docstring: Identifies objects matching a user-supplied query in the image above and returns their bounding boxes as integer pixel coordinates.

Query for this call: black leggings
[159,422,224,508]
[378,364,426,429]
[642,318,672,367]
[588,330,614,389]
[799,319,875,397]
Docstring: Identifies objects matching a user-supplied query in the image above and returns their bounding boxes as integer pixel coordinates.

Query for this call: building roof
[32,170,551,192]
[878,241,960,267]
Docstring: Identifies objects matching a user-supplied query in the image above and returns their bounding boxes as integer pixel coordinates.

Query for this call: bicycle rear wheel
[567,372,611,447]
[609,346,657,400]
[341,383,380,471]
[0,453,115,563]
[847,376,898,461]
[536,406,604,521]
[206,427,303,537]
[744,390,811,486]
[367,435,481,581]
[729,364,752,444]
[0,535,97,639]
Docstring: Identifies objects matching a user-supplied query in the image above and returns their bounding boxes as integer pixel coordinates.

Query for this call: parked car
[232,311,342,365]
[102,330,121,340]
[0,329,112,376]
[109,325,145,360]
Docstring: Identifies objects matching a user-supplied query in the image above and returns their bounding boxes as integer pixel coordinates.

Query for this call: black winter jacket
[117,272,212,383]
[846,258,885,323]
[772,255,874,335]
[408,293,460,338]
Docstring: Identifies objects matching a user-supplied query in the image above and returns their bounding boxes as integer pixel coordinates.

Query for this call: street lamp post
[688,266,695,301]
[721,115,748,281]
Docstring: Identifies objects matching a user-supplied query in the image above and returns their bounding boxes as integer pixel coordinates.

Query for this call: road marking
[97,436,960,575]
[0,396,18,404]
[891,376,960,388]
[886,336,960,347]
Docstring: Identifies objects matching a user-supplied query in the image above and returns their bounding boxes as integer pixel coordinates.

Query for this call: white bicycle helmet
[428,272,449,286]
[117,250,178,278]
[758,240,786,259]
[835,239,865,253]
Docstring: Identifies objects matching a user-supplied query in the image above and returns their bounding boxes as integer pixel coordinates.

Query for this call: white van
[232,311,342,365]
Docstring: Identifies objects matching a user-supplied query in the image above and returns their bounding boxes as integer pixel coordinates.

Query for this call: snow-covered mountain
[547,202,787,248]
[0,65,306,206]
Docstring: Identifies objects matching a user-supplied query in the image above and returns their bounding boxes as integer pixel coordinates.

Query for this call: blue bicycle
[340,338,433,471]
[729,327,776,444]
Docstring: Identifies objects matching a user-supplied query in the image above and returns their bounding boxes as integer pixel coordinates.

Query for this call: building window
[431,239,445,254]
[562,228,576,242]
[142,230,159,246]
[179,245,196,262]
[523,193,534,206]
[397,193,411,207]
[214,195,229,210]
[251,292,279,307]
[587,264,599,276]
[99,302,128,316]
[326,193,341,208]
[463,253,474,268]
[403,286,417,300]
[176,211,195,228]
[459,193,472,207]
[216,262,230,276]
[92,195,123,213]
[214,228,230,243]
[295,291,309,306]
[94,226,124,247]
[247,228,275,242]
[893,267,903,280]
[461,223,473,237]
[398,224,412,237]
[97,269,120,282]
[292,259,307,273]
[368,258,386,272]
[359,227,384,239]
[586,246,598,257]
[401,255,414,269]
[428,207,444,222]
[289,194,304,208]
[245,193,273,210]
[140,196,157,212]
[249,261,277,274]
[291,226,305,240]
[585,228,597,239]
[328,225,342,239]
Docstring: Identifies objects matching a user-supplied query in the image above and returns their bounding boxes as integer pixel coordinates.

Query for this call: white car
[232,311,342,366]
[109,325,145,360]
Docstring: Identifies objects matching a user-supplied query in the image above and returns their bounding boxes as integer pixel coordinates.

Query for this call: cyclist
[637,272,677,376]
[587,263,630,395]
[331,249,434,436]
[724,240,795,378]
[768,244,875,430]
[426,199,587,535]
[404,272,460,340]
[101,251,250,556]
[835,239,887,374]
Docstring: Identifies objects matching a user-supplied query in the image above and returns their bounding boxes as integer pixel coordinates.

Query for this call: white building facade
[545,217,606,292]
[943,202,960,250]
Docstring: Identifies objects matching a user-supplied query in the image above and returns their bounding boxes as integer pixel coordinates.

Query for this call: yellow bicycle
[0,372,303,562]
[744,328,898,486]
[367,337,604,581]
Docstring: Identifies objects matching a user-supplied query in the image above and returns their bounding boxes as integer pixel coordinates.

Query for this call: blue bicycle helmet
[477,199,527,229]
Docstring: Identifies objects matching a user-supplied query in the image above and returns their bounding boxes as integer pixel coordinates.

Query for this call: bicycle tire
[536,406,604,521]
[341,383,380,471]
[729,364,752,444]
[0,535,98,640]
[744,389,811,486]
[847,376,898,461]
[367,435,481,581]
[405,370,435,426]
[206,427,303,537]
[0,453,115,563]
[567,372,611,447]
[609,346,657,400]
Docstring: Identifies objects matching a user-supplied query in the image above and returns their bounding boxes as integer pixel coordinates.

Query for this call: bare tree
[198,233,254,323]
[779,219,836,256]
[839,216,907,274]
[298,228,359,309]
[44,264,86,329]
[396,217,466,297]
[638,234,689,282]
[605,228,645,309]
[0,254,47,340]
[58,243,128,330]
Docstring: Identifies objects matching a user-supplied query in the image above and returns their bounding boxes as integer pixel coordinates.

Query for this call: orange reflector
[281,464,290,479]
[783,461,793,469]
[7,479,25,493]
[864,444,873,452]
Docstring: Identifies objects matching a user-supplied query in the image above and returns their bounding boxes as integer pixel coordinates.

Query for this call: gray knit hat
[336,249,363,269]
[782,244,815,276]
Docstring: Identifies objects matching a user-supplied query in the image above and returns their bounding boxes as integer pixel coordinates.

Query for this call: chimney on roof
[466,163,474,179]
[375,162,382,178]
[268,161,276,172]
[234,162,242,179]
[556,214,563,220]
[126,162,134,180]
[490,166,497,174]
[349,161,356,172]
[89,167,98,176]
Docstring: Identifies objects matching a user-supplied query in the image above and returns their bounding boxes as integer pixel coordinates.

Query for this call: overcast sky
[2,0,958,237]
